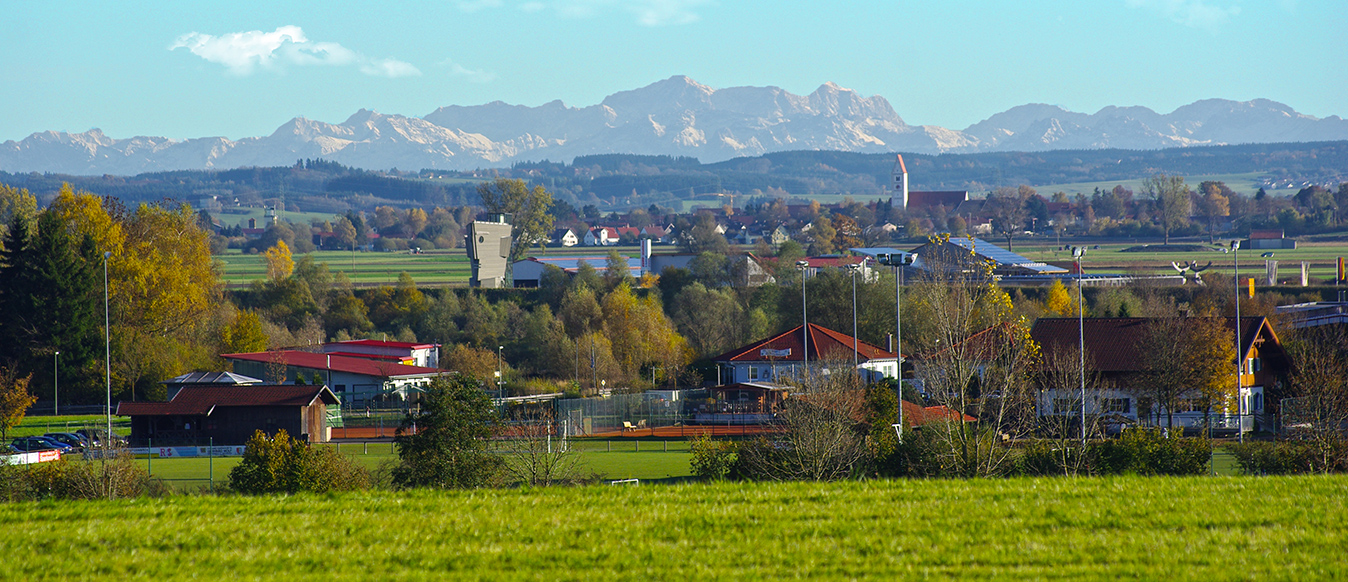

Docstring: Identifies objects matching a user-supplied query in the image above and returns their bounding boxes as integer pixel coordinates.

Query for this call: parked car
[43,433,87,451]
[75,429,125,448]
[11,436,70,453]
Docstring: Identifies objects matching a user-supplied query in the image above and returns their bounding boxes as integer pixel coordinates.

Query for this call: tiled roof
[221,350,445,378]
[1029,316,1282,372]
[713,323,898,364]
[903,400,977,426]
[117,385,339,416]
[907,191,968,209]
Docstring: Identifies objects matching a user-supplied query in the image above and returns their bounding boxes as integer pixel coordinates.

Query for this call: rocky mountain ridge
[3,76,1345,175]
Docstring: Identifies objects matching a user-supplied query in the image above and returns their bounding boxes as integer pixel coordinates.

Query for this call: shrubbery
[689,435,738,480]
[0,453,163,501]
[1016,429,1211,477]
[228,429,369,494]
[1227,441,1348,475]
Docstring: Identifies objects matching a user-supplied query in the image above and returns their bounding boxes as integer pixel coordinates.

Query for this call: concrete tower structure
[466,215,512,288]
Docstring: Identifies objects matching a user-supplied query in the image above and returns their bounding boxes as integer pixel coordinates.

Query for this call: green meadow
[2,476,1344,580]
[217,249,472,287]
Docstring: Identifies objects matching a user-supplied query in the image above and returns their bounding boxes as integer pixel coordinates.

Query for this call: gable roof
[713,323,898,364]
[1029,316,1289,373]
[907,191,968,210]
[221,350,445,379]
[117,385,340,416]
[328,339,437,350]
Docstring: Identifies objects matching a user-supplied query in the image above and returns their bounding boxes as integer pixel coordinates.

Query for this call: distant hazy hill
[3,76,1346,175]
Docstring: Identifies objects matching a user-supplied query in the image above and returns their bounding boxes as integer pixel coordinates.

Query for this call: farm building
[117,385,340,446]
[1243,229,1296,250]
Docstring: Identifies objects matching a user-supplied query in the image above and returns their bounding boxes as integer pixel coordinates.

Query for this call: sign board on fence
[129,446,247,458]
[0,451,61,465]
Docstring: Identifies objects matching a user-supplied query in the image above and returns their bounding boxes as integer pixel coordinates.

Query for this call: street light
[796,260,810,377]
[497,345,504,400]
[847,262,862,378]
[53,351,59,417]
[103,251,112,454]
[1231,239,1243,444]
[877,252,917,441]
[1071,246,1087,446]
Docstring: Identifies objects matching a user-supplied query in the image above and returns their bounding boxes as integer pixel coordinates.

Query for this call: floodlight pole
[53,351,59,417]
[1232,240,1243,444]
[796,260,810,378]
[103,251,112,455]
[1072,247,1086,446]
[848,262,861,379]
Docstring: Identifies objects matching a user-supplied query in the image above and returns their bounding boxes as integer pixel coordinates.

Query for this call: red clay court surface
[331,425,780,440]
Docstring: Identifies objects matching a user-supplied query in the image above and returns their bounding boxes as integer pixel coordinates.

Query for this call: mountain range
[4,75,1346,176]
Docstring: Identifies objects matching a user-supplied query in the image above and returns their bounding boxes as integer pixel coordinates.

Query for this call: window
[748,366,759,380]
[1103,398,1131,414]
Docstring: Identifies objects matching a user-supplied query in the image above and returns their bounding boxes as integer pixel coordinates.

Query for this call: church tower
[891,154,909,210]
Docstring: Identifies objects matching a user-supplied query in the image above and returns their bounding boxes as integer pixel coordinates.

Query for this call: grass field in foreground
[2,476,1344,580]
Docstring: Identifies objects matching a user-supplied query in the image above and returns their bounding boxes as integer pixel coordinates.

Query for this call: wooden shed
[117,385,340,446]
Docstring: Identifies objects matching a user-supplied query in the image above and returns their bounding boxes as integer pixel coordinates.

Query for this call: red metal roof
[1249,229,1285,240]
[330,339,437,350]
[221,350,445,378]
[713,323,897,364]
[117,385,339,416]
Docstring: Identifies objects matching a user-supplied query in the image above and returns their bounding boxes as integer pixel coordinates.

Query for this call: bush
[1091,428,1210,476]
[0,453,163,501]
[1016,440,1089,477]
[1227,441,1348,475]
[228,429,369,494]
[689,435,738,480]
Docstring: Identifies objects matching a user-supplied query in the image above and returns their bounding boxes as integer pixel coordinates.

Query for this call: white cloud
[170,26,421,77]
[1125,0,1241,30]
[442,61,497,83]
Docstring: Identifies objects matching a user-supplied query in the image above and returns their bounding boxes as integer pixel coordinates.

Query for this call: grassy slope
[1,476,1344,580]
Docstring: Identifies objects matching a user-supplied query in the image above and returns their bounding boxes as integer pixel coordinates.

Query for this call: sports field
[2,475,1344,579]
[135,439,695,490]
[1006,238,1348,282]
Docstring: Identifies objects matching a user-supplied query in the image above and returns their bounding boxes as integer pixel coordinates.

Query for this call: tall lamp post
[1071,246,1087,446]
[496,345,505,400]
[877,252,916,441]
[1231,240,1243,444]
[847,262,861,378]
[53,351,60,417]
[796,260,810,378]
[103,251,112,453]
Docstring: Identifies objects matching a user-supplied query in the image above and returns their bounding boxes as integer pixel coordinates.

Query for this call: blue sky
[2,0,1343,142]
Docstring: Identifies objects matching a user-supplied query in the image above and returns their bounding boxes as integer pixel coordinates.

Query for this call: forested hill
[1,142,1344,213]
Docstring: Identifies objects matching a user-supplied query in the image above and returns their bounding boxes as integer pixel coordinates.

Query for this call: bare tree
[1143,174,1191,245]
[737,357,868,481]
[500,405,586,486]
[1282,325,1348,471]
[1034,345,1110,475]
[907,252,1040,477]
[1133,316,1234,432]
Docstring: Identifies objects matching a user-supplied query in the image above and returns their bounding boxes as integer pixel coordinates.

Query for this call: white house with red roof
[583,227,620,246]
[711,323,899,384]
[221,350,446,406]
